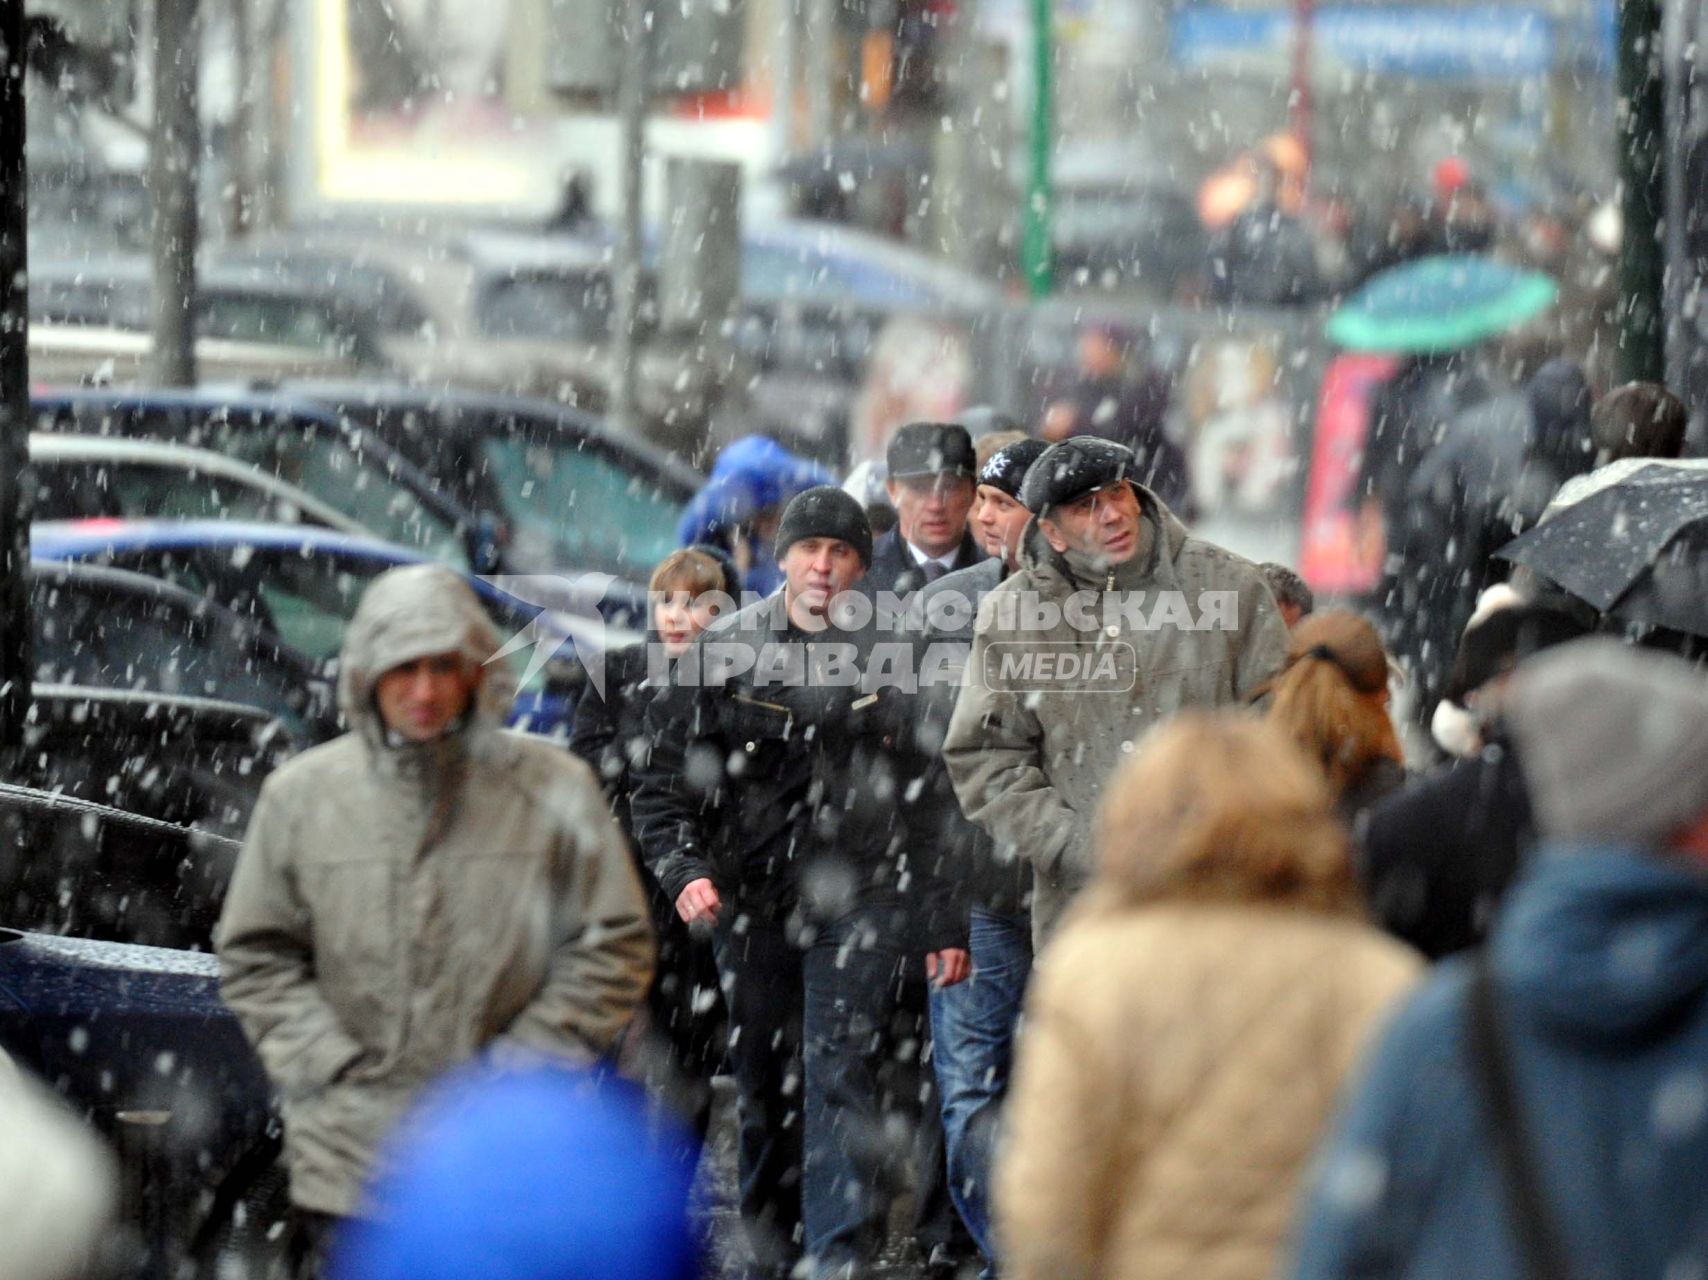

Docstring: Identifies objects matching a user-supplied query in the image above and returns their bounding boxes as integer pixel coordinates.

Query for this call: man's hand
[675,877,722,927]
[925,948,972,989]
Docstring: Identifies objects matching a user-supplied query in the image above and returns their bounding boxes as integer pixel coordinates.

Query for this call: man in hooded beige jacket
[217,565,653,1231]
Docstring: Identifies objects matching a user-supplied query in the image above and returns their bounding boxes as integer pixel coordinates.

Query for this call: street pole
[151,0,201,387]
[772,0,797,156]
[610,0,650,435]
[805,0,836,150]
[1291,0,1314,193]
[1020,0,1052,298]
[0,0,30,747]
[1617,0,1666,383]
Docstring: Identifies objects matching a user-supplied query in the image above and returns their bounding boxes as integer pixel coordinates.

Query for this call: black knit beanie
[774,486,874,567]
[978,438,1051,502]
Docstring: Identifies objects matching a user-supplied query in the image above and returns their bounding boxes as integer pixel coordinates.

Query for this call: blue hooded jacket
[1292,845,1708,1279]
[676,436,835,596]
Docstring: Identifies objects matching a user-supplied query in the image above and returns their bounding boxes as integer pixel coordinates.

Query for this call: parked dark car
[0,927,282,1279]
[290,383,697,597]
[31,557,340,743]
[33,521,623,739]
[30,387,498,573]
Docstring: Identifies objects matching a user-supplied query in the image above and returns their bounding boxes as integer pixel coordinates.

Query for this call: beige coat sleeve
[996,942,1126,1280]
[498,772,655,1062]
[943,611,1090,884]
[216,781,368,1097]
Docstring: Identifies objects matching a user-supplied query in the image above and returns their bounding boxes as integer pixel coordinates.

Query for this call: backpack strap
[1467,949,1573,1280]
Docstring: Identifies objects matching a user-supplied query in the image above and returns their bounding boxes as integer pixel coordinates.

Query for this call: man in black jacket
[864,421,987,600]
[632,487,969,1280]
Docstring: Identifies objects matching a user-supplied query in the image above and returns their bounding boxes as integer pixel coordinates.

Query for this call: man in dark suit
[864,421,987,600]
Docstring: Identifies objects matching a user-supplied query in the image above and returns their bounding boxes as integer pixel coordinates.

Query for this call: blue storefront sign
[1170,5,1559,80]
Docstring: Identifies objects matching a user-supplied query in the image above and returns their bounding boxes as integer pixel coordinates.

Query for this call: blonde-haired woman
[1263,610,1406,824]
[997,713,1419,1280]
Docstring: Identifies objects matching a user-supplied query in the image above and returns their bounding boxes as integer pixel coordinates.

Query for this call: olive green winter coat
[943,488,1287,945]
[216,565,653,1216]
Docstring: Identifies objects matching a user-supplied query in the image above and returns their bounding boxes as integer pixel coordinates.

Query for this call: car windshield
[478,273,615,341]
[479,433,682,576]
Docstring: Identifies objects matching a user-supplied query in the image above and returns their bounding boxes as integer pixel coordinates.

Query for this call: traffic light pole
[150,0,200,386]
[610,0,650,436]
[0,0,29,748]
[1021,0,1051,298]
[1617,0,1666,383]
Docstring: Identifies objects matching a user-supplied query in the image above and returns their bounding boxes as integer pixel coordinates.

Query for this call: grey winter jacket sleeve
[943,623,1091,887]
[1232,572,1290,700]
[497,788,654,1061]
[217,782,369,1097]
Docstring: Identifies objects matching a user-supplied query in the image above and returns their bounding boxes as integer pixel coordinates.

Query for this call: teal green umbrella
[1327,255,1558,354]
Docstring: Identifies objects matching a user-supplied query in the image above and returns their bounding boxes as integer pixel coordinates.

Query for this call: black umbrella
[1495,464,1708,637]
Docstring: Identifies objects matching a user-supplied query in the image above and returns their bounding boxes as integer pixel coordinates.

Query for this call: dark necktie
[922,560,949,584]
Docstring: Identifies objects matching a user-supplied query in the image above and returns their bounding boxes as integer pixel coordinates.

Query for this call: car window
[244,552,390,664]
[31,570,316,738]
[479,434,681,576]
[38,460,296,524]
[218,428,470,570]
[197,294,355,357]
[478,272,614,342]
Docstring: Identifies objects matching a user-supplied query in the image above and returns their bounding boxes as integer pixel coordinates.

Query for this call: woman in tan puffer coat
[995,712,1420,1280]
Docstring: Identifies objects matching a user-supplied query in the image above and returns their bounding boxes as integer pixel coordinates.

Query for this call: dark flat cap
[887,422,976,480]
[1018,437,1137,515]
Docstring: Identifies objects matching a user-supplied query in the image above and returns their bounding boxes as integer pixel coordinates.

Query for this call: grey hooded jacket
[943,487,1287,945]
[216,565,653,1216]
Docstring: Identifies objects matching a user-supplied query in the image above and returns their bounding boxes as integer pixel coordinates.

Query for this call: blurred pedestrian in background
[331,1065,698,1280]
[1041,324,1190,513]
[0,1050,115,1280]
[1293,639,1708,1280]
[1360,594,1587,960]
[677,436,836,596]
[1261,610,1407,826]
[998,713,1419,1280]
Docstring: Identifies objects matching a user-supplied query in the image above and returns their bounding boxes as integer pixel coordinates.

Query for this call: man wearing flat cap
[865,421,988,599]
[944,437,1288,946]
[632,487,969,1280]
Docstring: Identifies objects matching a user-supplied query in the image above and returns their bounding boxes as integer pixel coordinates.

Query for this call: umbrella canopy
[1327,255,1557,354]
[1496,464,1708,637]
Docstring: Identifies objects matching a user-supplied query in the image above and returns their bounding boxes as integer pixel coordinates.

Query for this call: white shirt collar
[907,541,958,571]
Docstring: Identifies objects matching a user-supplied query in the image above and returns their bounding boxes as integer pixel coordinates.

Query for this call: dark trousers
[288,1208,345,1280]
[715,918,807,1279]
[802,901,970,1277]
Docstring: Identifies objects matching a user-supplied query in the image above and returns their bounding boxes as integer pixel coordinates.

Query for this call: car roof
[27,434,370,535]
[31,517,429,562]
[283,380,705,491]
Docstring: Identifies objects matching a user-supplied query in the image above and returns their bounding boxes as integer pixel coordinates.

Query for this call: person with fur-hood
[217,565,654,1271]
[943,437,1288,946]
[997,713,1420,1280]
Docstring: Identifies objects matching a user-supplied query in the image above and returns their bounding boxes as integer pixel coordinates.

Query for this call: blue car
[0,788,282,1279]
[32,520,638,740]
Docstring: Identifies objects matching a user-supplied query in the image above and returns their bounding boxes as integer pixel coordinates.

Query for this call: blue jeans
[927,908,1033,1273]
